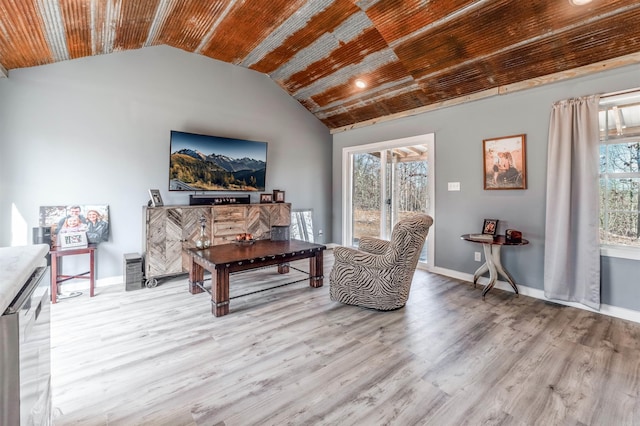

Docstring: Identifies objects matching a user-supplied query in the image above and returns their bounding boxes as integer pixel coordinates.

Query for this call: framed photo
[260,193,273,203]
[59,231,88,249]
[483,134,527,190]
[482,219,499,236]
[39,204,110,246]
[273,189,285,203]
[149,189,164,207]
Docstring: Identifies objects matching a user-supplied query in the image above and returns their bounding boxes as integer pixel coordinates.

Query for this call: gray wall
[1,43,637,312]
[0,45,332,278]
[333,64,640,312]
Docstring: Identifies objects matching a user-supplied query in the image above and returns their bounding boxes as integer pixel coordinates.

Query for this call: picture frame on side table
[149,189,164,207]
[260,193,273,203]
[482,219,499,236]
[483,134,527,190]
[273,190,285,203]
[59,231,88,249]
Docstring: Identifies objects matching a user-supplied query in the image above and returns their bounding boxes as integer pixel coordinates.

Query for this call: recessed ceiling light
[569,0,592,5]
[355,79,366,89]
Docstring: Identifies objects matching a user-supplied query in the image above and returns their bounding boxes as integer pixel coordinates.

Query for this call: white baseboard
[429,266,640,324]
[57,275,124,292]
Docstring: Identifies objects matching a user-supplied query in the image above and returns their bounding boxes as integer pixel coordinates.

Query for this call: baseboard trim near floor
[429,266,640,325]
[58,275,124,293]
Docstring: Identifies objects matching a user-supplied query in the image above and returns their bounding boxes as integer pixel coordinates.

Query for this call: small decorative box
[505,229,522,243]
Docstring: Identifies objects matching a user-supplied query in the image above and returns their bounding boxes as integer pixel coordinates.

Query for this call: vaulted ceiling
[1,0,639,132]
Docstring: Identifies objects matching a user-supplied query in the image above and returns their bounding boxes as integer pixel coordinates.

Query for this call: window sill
[601,245,640,260]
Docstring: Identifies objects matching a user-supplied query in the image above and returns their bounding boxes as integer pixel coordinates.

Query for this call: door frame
[341,133,435,269]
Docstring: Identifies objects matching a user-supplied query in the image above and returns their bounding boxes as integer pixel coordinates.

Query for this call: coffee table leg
[189,260,205,294]
[277,263,290,274]
[309,251,323,288]
[212,267,230,317]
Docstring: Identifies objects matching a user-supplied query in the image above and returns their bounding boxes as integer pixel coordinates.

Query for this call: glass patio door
[342,134,435,267]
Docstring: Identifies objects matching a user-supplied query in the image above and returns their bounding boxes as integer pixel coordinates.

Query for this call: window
[599,91,640,258]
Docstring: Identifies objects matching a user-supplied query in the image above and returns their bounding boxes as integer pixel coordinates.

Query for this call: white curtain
[544,95,601,310]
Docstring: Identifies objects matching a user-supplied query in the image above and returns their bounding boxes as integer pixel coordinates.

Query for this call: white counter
[0,244,49,314]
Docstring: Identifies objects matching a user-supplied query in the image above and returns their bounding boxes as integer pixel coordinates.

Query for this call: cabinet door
[181,207,212,268]
[145,207,183,278]
[181,207,212,245]
[271,203,291,226]
[247,205,272,240]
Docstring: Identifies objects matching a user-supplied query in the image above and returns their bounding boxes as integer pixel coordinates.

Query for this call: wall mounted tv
[169,130,268,192]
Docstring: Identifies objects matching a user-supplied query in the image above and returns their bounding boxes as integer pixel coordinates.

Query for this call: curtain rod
[600,87,640,99]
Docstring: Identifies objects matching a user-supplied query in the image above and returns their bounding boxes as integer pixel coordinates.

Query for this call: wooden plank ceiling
[1,0,639,132]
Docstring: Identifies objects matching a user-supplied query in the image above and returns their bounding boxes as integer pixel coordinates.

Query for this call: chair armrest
[333,246,395,269]
[358,236,389,255]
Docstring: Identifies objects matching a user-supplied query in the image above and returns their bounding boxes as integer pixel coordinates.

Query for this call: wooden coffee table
[185,239,326,316]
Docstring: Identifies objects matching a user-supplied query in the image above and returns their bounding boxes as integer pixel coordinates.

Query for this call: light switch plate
[448,182,461,191]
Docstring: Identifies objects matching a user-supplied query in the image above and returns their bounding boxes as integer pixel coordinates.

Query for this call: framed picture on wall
[483,134,527,190]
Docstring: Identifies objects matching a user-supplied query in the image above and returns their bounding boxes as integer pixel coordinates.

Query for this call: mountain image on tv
[169,131,267,192]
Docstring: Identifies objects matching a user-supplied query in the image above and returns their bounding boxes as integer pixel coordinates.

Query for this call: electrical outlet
[318,229,323,236]
[474,251,481,262]
[447,182,461,191]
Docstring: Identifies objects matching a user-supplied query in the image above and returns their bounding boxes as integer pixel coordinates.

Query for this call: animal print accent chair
[329,214,433,310]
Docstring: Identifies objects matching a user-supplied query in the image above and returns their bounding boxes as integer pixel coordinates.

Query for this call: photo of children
[39,204,110,246]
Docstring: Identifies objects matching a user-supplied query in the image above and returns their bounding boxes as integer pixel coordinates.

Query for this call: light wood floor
[51,252,640,425]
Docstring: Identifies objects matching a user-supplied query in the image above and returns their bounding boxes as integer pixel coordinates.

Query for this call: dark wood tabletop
[186,239,326,265]
[461,234,529,246]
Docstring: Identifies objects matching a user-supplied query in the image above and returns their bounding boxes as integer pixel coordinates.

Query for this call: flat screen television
[169,130,268,192]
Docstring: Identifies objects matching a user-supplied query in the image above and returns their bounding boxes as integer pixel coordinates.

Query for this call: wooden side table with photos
[461,234,529,299]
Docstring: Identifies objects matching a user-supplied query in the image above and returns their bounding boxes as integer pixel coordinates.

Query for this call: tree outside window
[599,98,640,250]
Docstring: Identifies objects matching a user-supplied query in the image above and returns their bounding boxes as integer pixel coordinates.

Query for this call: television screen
[169,130,268,192]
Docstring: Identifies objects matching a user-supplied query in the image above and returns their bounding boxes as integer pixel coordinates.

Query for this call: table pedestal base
[473,243,519,299]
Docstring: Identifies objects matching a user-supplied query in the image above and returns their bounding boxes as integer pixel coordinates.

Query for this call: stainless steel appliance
[0,264,51,425]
